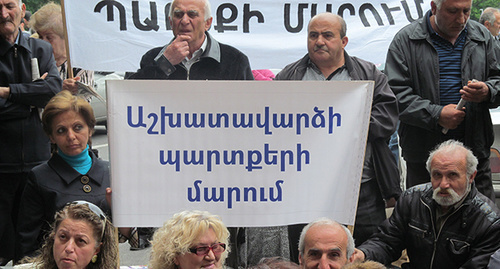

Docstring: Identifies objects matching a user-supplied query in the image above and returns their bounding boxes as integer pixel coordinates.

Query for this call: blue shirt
[427,13,466,139]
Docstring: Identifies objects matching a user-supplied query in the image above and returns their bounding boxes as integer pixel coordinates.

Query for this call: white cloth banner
[107,80,373,227]
[64,0,431,72]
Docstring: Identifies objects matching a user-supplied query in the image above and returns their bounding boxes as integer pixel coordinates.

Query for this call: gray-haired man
[298,218,355,269]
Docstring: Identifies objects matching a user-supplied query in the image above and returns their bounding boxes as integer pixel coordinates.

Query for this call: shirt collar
[162,32,221,64]
[306,59,348,80]
[183,33,208,65]
[14,30,21,45]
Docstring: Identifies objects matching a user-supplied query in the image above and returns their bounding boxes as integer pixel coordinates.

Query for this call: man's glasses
[189,243,226,256]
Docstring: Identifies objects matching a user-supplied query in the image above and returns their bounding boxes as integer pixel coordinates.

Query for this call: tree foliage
[23,0,52,14]
[471,0,499,21]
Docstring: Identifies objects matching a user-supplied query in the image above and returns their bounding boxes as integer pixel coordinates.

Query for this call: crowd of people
[0,0,499,268]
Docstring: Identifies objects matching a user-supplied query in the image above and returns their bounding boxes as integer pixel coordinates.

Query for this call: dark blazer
[16,151,110,261]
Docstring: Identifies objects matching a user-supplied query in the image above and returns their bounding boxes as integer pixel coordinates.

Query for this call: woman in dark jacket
[15,90,110,262]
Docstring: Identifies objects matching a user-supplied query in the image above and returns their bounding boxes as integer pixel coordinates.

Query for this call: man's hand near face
[163,35,191,65]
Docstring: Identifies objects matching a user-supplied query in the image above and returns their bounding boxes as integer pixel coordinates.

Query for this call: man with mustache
[0,0,61,265]
[385,0,500,202]
[275,12,400,262]
[352,140,500,268]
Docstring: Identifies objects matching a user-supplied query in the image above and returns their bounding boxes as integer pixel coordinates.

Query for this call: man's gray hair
[433,0,474,10]
[298,218,355,260]
[308,12,347,38]
[432,0,444,9]
[479,7,500,25]
[426,140,478,179]
[169,0,212,21]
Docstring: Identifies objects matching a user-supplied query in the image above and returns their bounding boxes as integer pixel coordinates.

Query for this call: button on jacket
[16,151,110,260]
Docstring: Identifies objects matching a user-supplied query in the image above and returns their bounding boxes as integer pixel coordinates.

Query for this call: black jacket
[0,32,62,172]
[358,183,500,269]
[16,151,110,261]
[129,32,254,80]
[275,53,401,200]
[385,11,500,162]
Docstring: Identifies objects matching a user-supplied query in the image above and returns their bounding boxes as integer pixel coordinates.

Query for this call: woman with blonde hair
[149,210,230,269]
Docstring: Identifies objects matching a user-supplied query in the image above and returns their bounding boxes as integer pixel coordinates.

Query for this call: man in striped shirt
[384,0,500,201]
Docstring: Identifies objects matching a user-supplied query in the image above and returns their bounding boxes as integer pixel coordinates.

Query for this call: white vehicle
[90,72,124,128]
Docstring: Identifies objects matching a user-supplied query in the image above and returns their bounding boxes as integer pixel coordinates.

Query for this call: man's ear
[348,252,356,263]
[298,253,303,266]
[430,1,437,15]
[204,17,213,31]
[469,170,477,184]
[342,36,348,48]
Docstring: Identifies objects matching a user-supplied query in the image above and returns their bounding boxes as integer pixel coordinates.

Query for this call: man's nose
[316,35,326,45]
[318,255,331,269]
[0,7,9,19]
[180,13,190,24]
[439,178,451,189]
[457,12,468,25]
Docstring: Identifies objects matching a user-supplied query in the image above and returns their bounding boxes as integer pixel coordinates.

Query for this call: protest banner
[63,0,431,72]
[107,80,373,227]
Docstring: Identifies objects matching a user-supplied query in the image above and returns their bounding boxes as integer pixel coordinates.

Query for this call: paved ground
[119,242,151,267]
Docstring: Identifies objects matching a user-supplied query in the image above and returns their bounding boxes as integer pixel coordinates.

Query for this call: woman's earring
[91,254,98,263]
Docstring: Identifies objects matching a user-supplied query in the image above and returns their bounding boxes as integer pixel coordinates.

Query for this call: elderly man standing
[128,0,254,254]
[479,7,500,40]
[129,0,253,80]
[275,12,400,262]
[298,218,355,269]
[0,0,61,264]
[353,140,500,268]
[385,0,500,201]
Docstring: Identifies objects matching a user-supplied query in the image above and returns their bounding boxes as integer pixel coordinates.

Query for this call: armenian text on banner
[63,0,431,72]
[108,80,373,227]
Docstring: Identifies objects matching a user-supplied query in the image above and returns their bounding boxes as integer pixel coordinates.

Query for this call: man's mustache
[0,18,13,24]
[435,187,451,194]
[313,45,328,52]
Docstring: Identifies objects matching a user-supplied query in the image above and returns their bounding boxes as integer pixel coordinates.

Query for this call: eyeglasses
[189,243,226,256]
[69,200,107,239]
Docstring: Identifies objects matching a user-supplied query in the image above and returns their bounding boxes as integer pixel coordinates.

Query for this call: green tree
[23,0,52,14]
[472,0,499,21]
